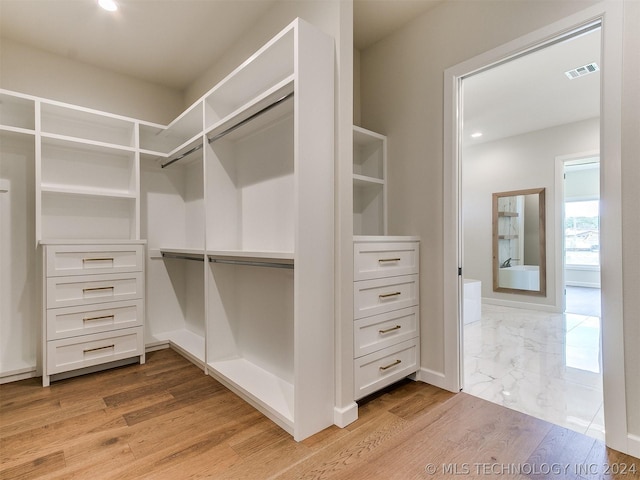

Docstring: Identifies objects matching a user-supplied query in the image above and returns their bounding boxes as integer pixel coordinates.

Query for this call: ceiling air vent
[565,62,599,79]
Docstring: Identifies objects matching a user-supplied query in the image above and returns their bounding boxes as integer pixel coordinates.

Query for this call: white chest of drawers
[353,237,420,400]
[41,242,146,386]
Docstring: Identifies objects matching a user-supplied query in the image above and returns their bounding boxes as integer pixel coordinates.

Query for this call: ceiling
[1,0,600,141]
[463,27,601,146]
[0,0,442,90]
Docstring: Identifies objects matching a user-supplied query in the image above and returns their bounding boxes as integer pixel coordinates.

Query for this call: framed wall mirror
[492,187,546,296]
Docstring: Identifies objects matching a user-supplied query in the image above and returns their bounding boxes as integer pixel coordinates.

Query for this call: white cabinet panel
[46,244,144,277]
[354,241,419,281]
[46,272,144,309]
[354,306,419,358]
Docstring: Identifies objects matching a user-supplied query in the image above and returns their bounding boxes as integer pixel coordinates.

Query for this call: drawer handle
[379,325,402,334]
[378,258,401,263]
[83,314,115,323]
[83,344,115,354]
[83,257,114,263]
[379,359,402,371]
[83,286,115,294]
[379,291,401,299]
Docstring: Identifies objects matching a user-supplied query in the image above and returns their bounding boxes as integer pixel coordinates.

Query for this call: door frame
[443,2,629,453]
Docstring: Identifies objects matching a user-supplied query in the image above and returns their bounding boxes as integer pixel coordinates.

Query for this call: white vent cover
[565,62,599,79]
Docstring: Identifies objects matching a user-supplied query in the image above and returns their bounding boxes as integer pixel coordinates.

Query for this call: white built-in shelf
[353,173,385,187]
[353,126,387,236]
[40,184,136,199]
[40,102,136,148]
[40,132,137,153]
[0,125,35,137]
[205,76,294,139]
[0,90,36,131]
[208,357,294,430]
[207,250,294,266]
[151,329,205,365]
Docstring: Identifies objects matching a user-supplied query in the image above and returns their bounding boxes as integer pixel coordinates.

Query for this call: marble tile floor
[463,303,604,441]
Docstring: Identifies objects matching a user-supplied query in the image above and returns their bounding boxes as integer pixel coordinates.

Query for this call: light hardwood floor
[1,348,638,479]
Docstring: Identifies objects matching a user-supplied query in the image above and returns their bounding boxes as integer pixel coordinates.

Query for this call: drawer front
[354,338,419,400]
[354,306,419,358]
[47,327,143,375]
[354,242,419,281]
[46,245,144,277]
[354,274,419,319]
[47,300,144,340]
[47,272,144,309]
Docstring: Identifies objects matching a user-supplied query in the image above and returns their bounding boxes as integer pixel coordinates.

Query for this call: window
[565,199,600,266]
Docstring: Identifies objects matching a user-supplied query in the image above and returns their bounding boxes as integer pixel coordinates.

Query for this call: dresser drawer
[354,274,418,319]
[354,306,419,358]
[46,272,144,309]
[46,327,144,375]
[46,300,144,340]
[354,338,419,400]
[46,244,144,277]
[354,241,419,281]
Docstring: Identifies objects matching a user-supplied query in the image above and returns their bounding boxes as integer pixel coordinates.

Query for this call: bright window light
[98,0,118,12]
[471,132,483,138]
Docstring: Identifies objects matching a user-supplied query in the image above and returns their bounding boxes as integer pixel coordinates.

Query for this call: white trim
[333,402,358,428]
[417,367,450,391]
[482,297,562,313]
[628,434,640,459]
[444,2,628,454]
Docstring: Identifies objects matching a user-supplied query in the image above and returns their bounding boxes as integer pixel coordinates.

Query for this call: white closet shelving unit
[353,126,387,236]
[142,18,335,441]
[0,91,38,380]
[0,17,333,441]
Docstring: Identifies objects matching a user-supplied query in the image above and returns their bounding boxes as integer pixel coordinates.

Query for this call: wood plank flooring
[1,348,638,479]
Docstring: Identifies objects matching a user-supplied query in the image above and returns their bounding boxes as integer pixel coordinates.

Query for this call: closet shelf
[151,329,205,366]
[208,357,294,430]
[0,125,36,137]
[40,132,137,153]
[353,174,385,187]
[160,248,205,262]
[40,184,136,199]
[207,250,294,269]
[204,76,294,142]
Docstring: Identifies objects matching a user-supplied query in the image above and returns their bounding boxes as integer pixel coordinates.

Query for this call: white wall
[0,38,184,124]
[462,118,599,309]
[359,0,640,443]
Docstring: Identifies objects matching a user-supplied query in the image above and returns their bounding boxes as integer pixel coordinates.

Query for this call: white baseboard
[627,434,640,459]
[0,368,37,384]
[417,367,456,392]
[482,297,561,313]
[334,402,358,428]
[566,281,601,288]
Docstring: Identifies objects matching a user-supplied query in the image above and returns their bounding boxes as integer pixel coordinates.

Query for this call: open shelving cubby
[353,126,387,235]
[0,90,36,134]
[143,140,206,367]
[202,18,334,441]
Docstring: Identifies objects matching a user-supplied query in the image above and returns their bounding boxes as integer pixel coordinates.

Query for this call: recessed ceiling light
[98,0,118,12]
[471,132,483,138]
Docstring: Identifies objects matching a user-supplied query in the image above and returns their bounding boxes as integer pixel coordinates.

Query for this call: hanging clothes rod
[161,251,205,262]
[161,143,203,169]
[207,92,294,144]
[160,91,294,169]
[208,257,294,270]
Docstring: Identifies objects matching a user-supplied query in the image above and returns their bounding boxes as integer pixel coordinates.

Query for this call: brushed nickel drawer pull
[83,344,115,353]
[83,314,114,322]
[379,359,401,371]
[83,286,114,293]
[379,325,402,334]
[379,291,401,299]
[83,257,114,263]
[378,258,401,263]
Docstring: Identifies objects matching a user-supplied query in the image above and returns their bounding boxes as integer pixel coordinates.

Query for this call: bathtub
[499,265,540,290]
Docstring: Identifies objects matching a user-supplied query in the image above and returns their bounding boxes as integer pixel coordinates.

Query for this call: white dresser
[353,236,420,400]
[41,242,145,386]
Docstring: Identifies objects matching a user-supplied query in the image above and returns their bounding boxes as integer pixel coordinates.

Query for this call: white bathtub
[499,265,539,290]
[463,279,481,324]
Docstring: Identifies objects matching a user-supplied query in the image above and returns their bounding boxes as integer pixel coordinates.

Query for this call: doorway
[458,26,605,439]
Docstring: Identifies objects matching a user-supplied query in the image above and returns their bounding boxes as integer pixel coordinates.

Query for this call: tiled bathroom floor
[463,303,604,440]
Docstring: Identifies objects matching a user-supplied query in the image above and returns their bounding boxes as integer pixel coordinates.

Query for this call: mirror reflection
[492,188,546,295]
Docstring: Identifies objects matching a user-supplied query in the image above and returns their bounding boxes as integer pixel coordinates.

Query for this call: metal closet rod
[160,91,294,169]
[208,257,294,270]
[161,251,204,262]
